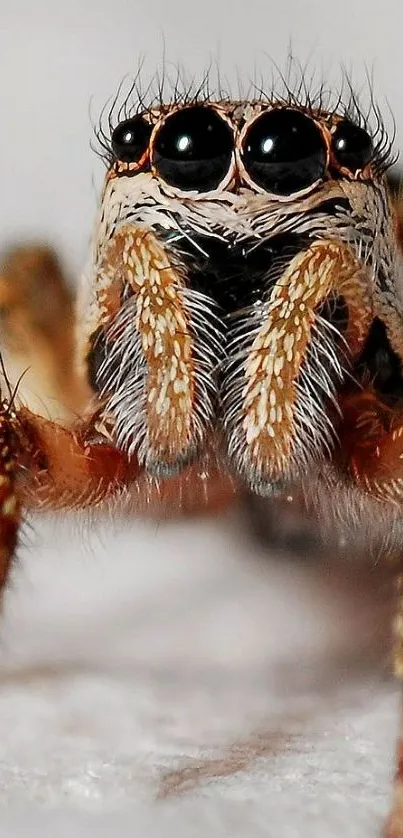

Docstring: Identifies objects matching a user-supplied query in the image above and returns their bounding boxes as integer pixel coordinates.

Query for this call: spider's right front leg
[84,222,236,509]
[82,224,224,477]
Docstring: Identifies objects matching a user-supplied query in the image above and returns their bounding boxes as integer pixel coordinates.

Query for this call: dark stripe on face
[354,317,403,405]
[159,230,311,315]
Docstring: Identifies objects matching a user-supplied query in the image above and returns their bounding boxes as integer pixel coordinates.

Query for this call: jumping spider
[1,77,403,835]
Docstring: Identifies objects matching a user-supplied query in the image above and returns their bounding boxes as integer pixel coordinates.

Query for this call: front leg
[0,391,236,598]
[14,403,234,516]
[335,393,403,836]
[222,239,374,493]
[0,244,88,415]
[0,405,21,590]
[0,223,239,597]
[385,573,403,838]
[83,224,224,476]
[0,398,138,591]
[337,390,403,504]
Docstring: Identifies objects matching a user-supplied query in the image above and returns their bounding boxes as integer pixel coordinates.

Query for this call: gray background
[0,2,401,836]
[1,0,402,276]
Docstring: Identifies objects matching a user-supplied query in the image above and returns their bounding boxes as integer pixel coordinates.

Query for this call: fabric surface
[0,507,397,836]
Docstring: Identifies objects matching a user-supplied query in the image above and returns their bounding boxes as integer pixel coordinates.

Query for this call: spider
[1,75,403,835]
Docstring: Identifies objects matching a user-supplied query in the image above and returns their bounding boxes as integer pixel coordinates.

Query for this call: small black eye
[241,108,327,195]
[331,120,373,172]
[111,116,152,163]
[152,106,233,191]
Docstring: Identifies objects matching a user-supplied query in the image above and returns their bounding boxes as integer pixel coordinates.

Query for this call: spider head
[81,96,402,495]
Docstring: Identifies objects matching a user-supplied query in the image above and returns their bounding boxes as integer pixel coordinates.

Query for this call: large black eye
[111,116,152,163]
[241,108,327,195]
[152,106,233,191]
[331,120,373,172]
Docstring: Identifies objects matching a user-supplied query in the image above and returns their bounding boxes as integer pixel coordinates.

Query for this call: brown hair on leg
[0,408,21,593]
[0,245,89,417]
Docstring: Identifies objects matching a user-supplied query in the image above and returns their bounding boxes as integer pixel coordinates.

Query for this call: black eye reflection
[241,108,327,195]
[152,106,233,192]
[111,116,152,163]
[331,120,373,173]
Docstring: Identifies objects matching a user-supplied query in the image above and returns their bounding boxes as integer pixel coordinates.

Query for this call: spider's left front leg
[0,381,235,602]
[0,397,140,596]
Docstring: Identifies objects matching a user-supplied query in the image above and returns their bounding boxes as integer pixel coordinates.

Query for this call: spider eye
[152,106,233,191]
[241,108,327,195]
[111,116,152,163]
[331,120,373,172]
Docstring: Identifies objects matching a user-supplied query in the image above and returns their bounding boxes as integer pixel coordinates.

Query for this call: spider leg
[0,245,88,416]
[385,573,403,838]
[13,404,235,516]
[0,405,21,591]
[337,390,403,503]
[0,396,141,595]
[223,238,374,490]
[0,391,237,595]
[83,224,224,476]
[13,406,138,510]
[335,394,403,836]
[0,225,237,589]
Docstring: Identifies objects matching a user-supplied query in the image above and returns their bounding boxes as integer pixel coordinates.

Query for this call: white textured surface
[0,508,397,836]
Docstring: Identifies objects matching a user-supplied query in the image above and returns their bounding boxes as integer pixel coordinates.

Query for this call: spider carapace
[1,88,403,835]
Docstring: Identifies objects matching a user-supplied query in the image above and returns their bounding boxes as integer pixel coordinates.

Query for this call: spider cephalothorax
[80,94,401,497]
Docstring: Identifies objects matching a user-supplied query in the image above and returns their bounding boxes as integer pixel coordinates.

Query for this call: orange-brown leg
[0,244,135,591]
[0,399,137,595]
[336,393,403,835]
[225,239,374,489]
[14,406,137,510]
[337,390,403,504]
[84,224,223,473]
[0,406,21,591]
[385,574,403,837]
[0,392,237,596]
[0,241,233,515]
[0,244,88,416]
[82,224,237,514]
[14,404,235,516]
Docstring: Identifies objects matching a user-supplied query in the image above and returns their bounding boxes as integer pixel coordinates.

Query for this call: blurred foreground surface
[0,2,401,835]
[0,507,397,836]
